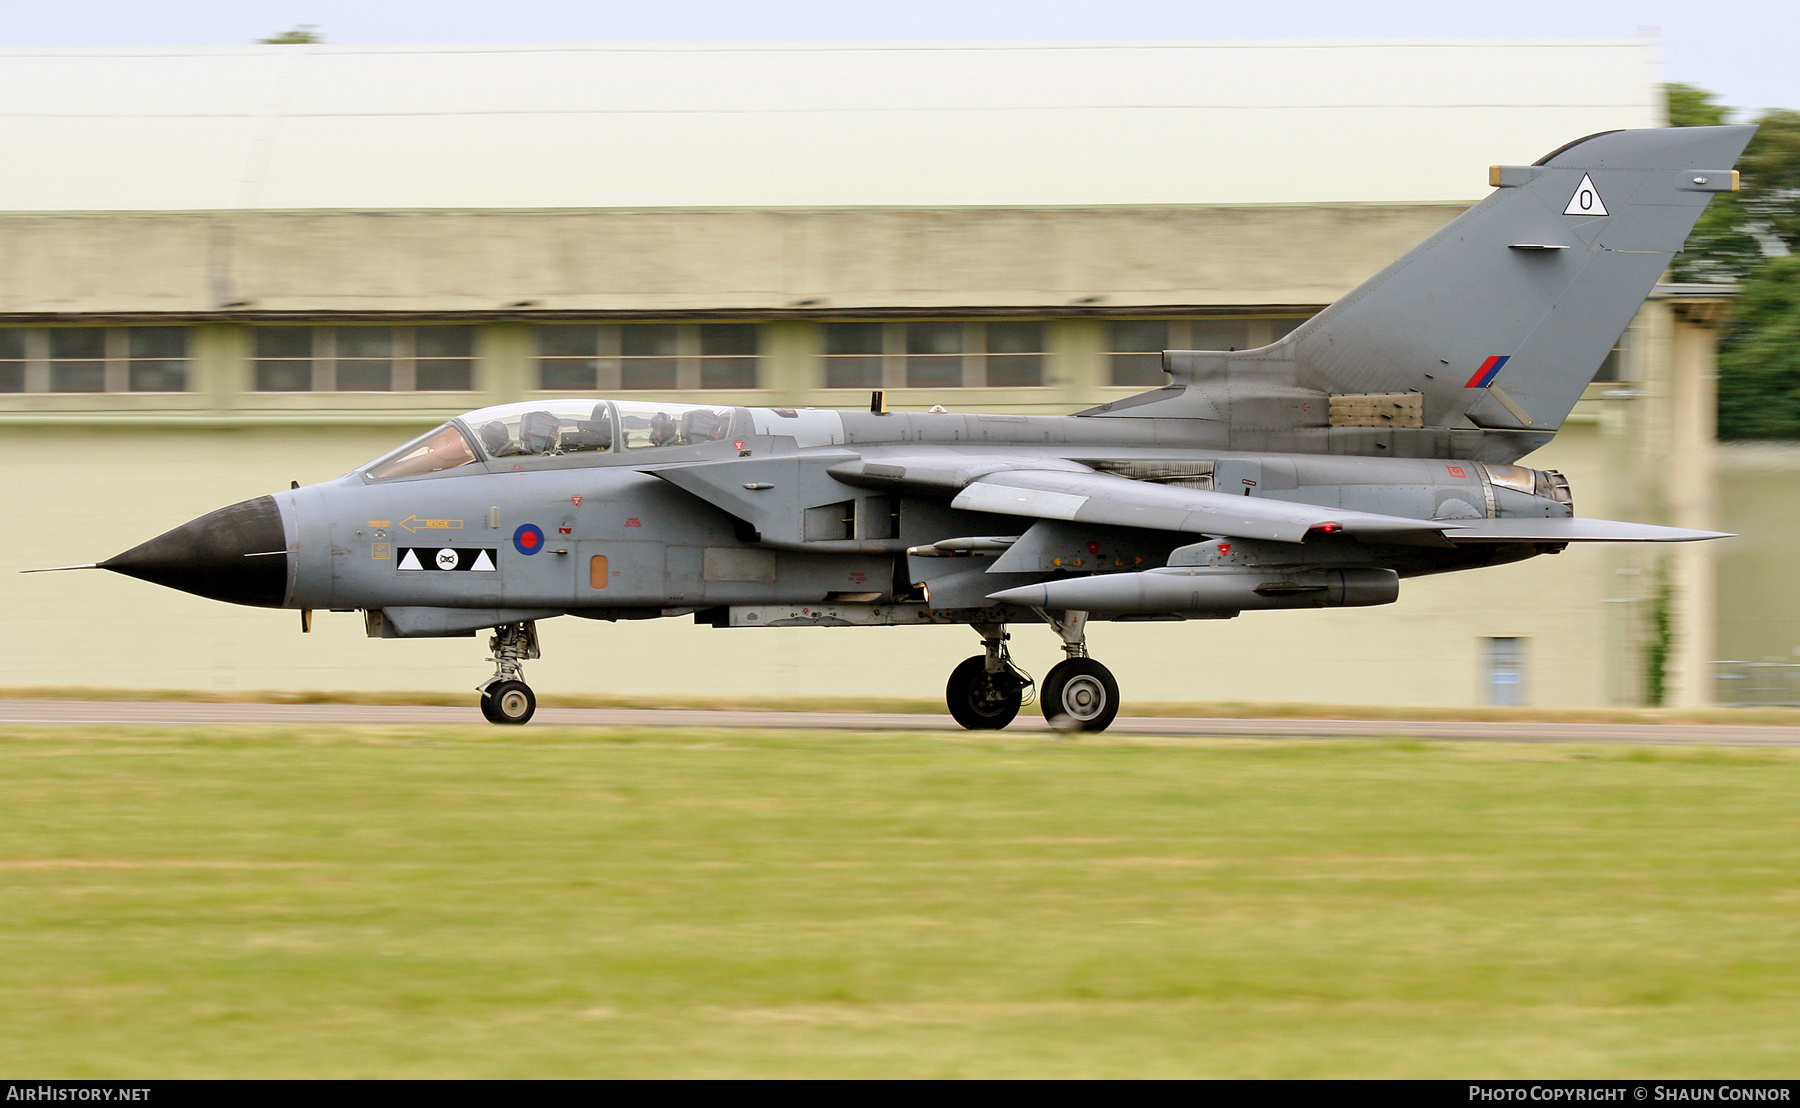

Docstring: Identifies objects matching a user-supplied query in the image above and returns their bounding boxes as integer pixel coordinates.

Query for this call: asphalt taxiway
[3,699,1799,746]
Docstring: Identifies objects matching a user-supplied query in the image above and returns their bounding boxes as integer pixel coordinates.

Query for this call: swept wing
[832,458,1727,545]
[947,469,1444,543]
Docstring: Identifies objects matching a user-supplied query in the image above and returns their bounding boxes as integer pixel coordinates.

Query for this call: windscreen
[365,423,481,480]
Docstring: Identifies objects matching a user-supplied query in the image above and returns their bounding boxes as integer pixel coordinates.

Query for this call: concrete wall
[0,206,1462,318]
[0,205,1725,708]
[1717,445,1800,666]
[0,415,1636,707]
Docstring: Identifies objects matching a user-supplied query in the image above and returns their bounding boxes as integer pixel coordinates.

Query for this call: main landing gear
[945,612,1119,733]
[1037,610,1119,733]
[478,621,540,725]
[946,623,1032,730]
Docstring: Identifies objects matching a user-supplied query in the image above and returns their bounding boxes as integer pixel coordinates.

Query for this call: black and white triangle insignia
[395,547,498,572]
[1563,174,1609,217]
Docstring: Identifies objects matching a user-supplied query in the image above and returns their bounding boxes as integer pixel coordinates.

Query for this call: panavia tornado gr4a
[52,126,1753,731]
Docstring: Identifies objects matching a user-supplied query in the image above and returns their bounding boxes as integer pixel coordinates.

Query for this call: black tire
[1040,658,1119,733]
[481,680,536,726]
[945,655,1023,730]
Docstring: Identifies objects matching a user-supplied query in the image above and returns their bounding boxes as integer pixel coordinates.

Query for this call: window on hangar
[252,325,477,392]
[823,319,1047,390]
[536,323,759,392]
[1106,316,1313,387]
[0,327,191,393]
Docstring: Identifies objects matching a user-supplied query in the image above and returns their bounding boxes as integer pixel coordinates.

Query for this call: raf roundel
[512,524,545,556]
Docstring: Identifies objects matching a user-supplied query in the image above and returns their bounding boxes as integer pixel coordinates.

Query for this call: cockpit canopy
[468,399,617,460]
[362,399,738,480]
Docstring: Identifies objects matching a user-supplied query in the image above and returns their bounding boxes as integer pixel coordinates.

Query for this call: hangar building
[0,38,1755,706]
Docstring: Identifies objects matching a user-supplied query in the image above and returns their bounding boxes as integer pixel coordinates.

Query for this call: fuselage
[201,399,1574,623]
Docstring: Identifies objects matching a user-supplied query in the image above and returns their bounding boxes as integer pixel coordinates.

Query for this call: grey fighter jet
[57,126,1753,731]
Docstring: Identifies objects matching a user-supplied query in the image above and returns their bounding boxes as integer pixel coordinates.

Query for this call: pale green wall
[0,207,1462,316]
[0,199,1706,707]
[0,423,1631,706]
[1716,445,1800,665]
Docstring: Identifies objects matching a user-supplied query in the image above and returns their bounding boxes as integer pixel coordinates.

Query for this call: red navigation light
[1309,522,1343,534]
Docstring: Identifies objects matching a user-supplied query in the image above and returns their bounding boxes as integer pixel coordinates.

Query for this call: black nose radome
[102,495,289,608]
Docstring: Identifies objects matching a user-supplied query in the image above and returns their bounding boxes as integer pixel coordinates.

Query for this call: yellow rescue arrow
[398,516,465,533]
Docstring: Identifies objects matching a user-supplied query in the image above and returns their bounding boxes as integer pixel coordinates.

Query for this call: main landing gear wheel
[1030,609,1117,733]
[945,624,1034,731]
[1041,657,1119,733]
[946,655,1024,730]
[481,680,536,725]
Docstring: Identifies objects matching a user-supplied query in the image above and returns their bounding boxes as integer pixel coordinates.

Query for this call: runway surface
[4,698,1800,746]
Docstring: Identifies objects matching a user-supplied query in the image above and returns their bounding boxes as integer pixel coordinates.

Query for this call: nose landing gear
[478,621,540,725]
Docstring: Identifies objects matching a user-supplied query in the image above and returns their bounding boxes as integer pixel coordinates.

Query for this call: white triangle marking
[1563,174,1608,217]
[470,550,495,572]
[398,549,422,571]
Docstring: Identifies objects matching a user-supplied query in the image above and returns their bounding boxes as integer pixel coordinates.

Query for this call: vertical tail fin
[1290,125,1754,432]
[1090,126,1755,455]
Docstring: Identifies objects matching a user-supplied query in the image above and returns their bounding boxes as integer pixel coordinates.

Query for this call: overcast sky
[7,0,1792,118]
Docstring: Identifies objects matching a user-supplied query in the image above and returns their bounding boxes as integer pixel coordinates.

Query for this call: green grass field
[4,724,1799,1077]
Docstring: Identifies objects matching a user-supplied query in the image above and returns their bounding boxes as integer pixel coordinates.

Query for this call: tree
[1671,194,1763,285]
[1667,84,1764,284]
[259,26,323,44]
[1663,85,1800,438]
[1717,256,1800,439]
[1666,87,1800,283]
[1738,110,1800,253]
[1667,82,1728,128]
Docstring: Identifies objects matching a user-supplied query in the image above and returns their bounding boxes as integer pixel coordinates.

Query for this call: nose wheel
[480,680,536,725]
[477,621,541,726]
